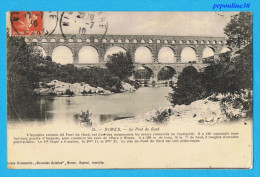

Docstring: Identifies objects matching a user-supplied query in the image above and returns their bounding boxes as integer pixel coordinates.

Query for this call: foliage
[7,35,43,121]
[168,12,253,107]
[233,43,253,90]
[134,68,153,80]
[7,35,133,120]
[168,66,208,105]
[220,90,253,120]
[224,12,253,48]
[64,89,74,96]
[148,108,173,124]
[78,110,92,127]
[106,52,135,80]
[158,67,176,80]
[124,79,141,89]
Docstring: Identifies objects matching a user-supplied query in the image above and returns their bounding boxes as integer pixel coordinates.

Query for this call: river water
[13,87,172,126]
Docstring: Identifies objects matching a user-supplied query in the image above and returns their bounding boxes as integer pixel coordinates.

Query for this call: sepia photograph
[6,11,253,169]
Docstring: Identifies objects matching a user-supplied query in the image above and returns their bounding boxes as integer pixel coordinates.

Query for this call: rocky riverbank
[102,90,252,127]
[34,80,136,96]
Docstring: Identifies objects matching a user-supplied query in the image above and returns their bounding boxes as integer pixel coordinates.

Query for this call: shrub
[168,66,208,105]
[220,90,253,120]
[64,89,74,96]
[78,110,92,127]
[208,94,220,102]
[106,52,134,80]
[148,108,173,124]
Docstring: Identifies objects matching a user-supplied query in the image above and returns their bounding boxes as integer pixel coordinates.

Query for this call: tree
[224,12,253,92]
[7,34,44,121]
[134,68,153,80]
[168,12,253,106]
[224,12,252,48]
[233,43,253,90]
[168,66,208,105]
[158,67,176,80]
[106,52,135,81]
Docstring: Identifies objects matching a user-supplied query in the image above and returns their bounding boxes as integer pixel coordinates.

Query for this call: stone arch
[78,46,99,63]
[135,46,153,63]
[164,40,168,44]
[202,47,215,63]
[172,40,176,44]
[86,39,91,42]
[125,39,130,43]
[133,39,138,43]
[33,45,47,58]
[110,39,115,43]
[102,38,107,43]
[77,39,82,42]
[32,38,38,42]
[181,46,197,63]
[158,47,175,63]
[194,40,198,44]
[50,38,56,42]
[117,39,123,43]
[60,39,65,42]
[41,38,47,42]
[202,46,215,57]
[140,66,153,74]
[156,39,161,43]
[158,66,177,81]
[149,39,153,43]
[104,46,127,61]
[201,40,205,44]
[134,66,154,80]
[52,46,74,65]
[220,46,233,53]
[24,38,30,43]
[182,65,199,73]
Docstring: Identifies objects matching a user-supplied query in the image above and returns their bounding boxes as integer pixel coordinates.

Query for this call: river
[11,87,172,126]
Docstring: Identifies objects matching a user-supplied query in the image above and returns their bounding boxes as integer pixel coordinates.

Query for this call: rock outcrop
[121,82,136,92]
[34,80,137,96]
[34,80,112,96]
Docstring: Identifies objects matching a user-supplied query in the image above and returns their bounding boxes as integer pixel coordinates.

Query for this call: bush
[106,52,134,80]
[168,66,208,105]
[78,110,92,127]
[127,79,141,89]
[220,90,253,120]
[64,89,74,96]
[149,109,173,124]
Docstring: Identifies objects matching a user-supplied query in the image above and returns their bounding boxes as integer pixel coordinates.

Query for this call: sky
[104,12,237,36]
[44,11,238,36]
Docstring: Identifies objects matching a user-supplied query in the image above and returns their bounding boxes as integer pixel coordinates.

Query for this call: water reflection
[8,87,172,126]
[8,95,54,122]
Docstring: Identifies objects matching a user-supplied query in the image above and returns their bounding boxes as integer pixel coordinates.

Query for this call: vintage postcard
[7,11,253,169]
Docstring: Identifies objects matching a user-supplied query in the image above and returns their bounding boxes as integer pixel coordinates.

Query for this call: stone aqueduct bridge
[26,34,230,80]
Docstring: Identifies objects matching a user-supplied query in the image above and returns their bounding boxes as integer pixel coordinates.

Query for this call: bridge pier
[151,71,158,82]
[214,54,220,61]
[197,54,202,63]
[175,55,181,62]
[73,53,79,63]
[153,54,158,63]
